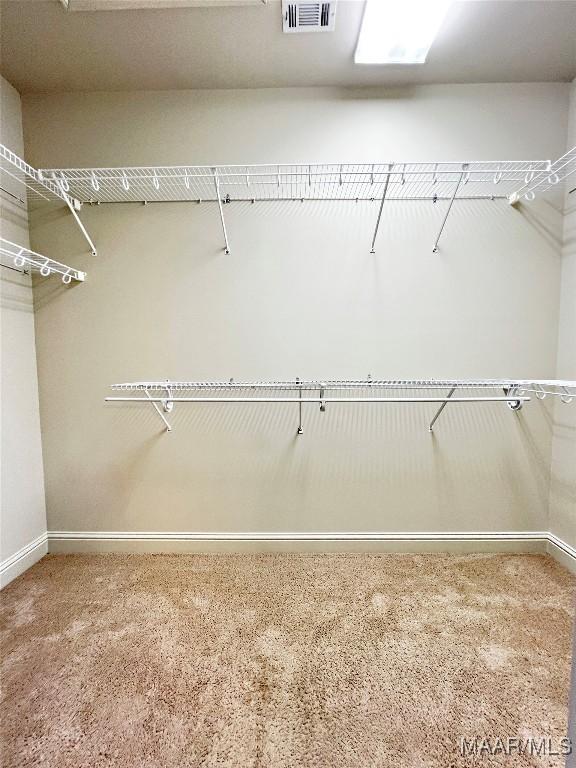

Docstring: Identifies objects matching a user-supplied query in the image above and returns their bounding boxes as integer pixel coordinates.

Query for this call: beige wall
[549,78,576,551]
[21,84,570,538]
[0,76,47,585]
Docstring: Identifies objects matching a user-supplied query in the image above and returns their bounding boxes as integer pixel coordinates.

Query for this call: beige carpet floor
[0,553,574,767]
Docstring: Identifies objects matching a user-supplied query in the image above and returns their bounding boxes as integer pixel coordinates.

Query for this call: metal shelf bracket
[432,164,467,253]
[145,389,172,432]
[296,377,303,434]
[370,164,391,254]
[53,175,98,256]
[213,168,231,255]
[429,386,456,431]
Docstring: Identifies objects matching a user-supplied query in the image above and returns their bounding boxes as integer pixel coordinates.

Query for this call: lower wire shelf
[105,378,576,433]
[0,238,86,283]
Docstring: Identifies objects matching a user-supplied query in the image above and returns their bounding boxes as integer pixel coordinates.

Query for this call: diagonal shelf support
[432,166,466,253]
[213,169,230,255]
[145,389,172,432]
[54,177,98,256]
[370,164,391,254]
[429,386,456,432]
[296,377,303,435]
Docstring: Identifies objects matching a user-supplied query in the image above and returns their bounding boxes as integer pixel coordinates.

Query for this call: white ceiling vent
[282,1,336,33]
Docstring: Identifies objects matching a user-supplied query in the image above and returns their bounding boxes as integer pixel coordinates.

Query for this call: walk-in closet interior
[1,1,575,766]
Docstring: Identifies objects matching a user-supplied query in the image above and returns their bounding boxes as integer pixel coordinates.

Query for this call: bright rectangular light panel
[355,0,452,65]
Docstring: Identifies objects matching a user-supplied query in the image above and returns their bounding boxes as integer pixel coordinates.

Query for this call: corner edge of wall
[0,532,48,589]
[547,534,576,575]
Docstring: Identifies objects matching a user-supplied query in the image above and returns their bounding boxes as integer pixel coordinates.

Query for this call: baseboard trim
[0,532,48,588]
[46,530,557,556]
[3,531,572,577]
[49,530,549,542]
[547,533,576,574]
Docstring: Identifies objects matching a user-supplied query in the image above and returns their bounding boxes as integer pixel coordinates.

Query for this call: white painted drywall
[0,75,47,586]
[20,84,570,542]
[549,78,576,551]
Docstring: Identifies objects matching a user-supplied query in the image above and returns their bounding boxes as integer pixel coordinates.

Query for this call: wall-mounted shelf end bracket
[145,385,173,432]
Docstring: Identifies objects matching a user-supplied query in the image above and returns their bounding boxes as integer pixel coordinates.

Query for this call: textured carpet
[0,553,574,768]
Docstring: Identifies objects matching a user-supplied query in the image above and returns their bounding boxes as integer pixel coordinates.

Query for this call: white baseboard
[2,531,573,583]
[0,532,48,588]
[547,533,576,574]
[47,530,553,556]
[49,530,550,542]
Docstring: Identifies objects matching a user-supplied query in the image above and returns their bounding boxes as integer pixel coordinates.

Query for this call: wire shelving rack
[5,140,574,259]
[105,378,576,433]
[39,159,555,255]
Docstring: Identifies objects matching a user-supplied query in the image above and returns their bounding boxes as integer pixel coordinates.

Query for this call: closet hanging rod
[108,396,531,404]
[82,194,507,204]
[1,262,28,275]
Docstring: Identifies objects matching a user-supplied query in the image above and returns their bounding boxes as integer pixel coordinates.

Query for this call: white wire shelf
[509,146,576,203]
[40,159,555,255]
[41,161,549,204]
[20,149,576,255]
[0,143,74,207]
[0,238,86,283]
[106,378,576,433]
[0,143,97,256]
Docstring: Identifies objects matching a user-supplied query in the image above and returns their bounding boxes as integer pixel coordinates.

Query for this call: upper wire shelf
[40,161,550,204]
[8,147,574,256]
[0,238,86,283]
[509,147,576,203]
[0,143,74,207]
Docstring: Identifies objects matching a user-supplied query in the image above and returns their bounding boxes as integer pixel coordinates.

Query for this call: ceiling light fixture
[354,0,452,65]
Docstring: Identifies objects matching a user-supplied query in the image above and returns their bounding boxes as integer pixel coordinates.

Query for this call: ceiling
[1,0,575,93]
